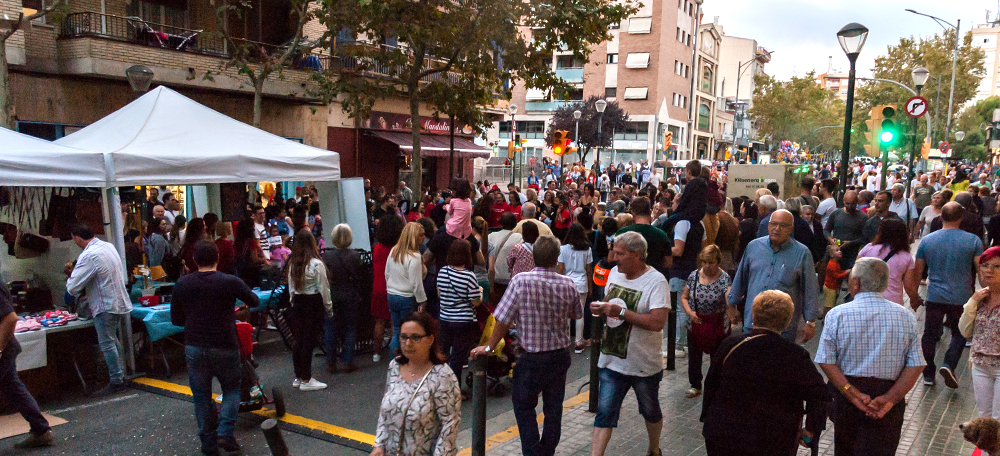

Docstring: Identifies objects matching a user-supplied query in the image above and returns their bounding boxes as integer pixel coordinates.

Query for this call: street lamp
[906,67,930,198]
[907,9,960,151]
[837,22,869,202]
[956,131,966,141]
[125,64,154,94]
[509,103,518,185]
[571,109,581,177]
[595,100,607,179]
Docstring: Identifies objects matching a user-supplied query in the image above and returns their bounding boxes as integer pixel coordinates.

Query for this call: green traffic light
[880,131,893,143]
[850,128,855,133]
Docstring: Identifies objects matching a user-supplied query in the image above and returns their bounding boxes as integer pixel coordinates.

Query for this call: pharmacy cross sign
[905,96,928,118]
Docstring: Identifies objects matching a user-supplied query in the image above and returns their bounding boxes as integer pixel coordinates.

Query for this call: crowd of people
[8,156,1000,455]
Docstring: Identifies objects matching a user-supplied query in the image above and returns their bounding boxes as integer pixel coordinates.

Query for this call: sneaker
[685,388,702,398]
[574,344,585,354]
[218,435,241,453]
[14,430,54,449]
[923,376,935,386]
[940,367,959,389]
[90,381,127,397]
[292,378,301,388]
[373,354,381,363]
[299,378,328,391]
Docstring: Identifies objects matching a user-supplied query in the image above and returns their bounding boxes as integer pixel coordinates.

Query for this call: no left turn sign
[905,96,928,118]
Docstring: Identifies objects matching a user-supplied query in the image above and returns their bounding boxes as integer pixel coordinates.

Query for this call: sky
[701,0,996,80]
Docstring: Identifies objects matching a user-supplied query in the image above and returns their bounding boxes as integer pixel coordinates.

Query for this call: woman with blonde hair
[753,188,772,205]
[322,224,365,374]
[385,222,428,356]
[287,229,331,391]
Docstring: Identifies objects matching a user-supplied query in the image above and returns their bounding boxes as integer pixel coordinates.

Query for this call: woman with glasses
[373,311,461,456]
[385,223,428,357]
[961,247,1000,419]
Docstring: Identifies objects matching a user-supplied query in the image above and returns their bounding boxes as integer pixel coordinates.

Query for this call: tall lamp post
[907,67,930,199]
[837,23,869,203]
[571,109,581,178]
[595,99,607,167]
[906,9,960,147]
[509,104,517,185]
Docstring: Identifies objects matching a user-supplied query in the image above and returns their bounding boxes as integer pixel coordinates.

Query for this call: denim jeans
[324,314,357,366]
[387,294,417,356]
[185,345,241,451]
[511,348,571,456]
[594,368,663,428]
[0,349,50,436]
[438,320,478,383]
[921,301,966,380]
[93,311,128,384]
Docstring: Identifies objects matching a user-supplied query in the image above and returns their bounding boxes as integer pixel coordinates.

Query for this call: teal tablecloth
[130,287,283,341]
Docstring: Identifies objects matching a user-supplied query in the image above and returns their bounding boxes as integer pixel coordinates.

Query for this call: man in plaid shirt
[472,235,584,456]
[815,257,924,455]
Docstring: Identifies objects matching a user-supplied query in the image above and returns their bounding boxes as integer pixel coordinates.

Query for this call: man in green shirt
[615,196,671,275]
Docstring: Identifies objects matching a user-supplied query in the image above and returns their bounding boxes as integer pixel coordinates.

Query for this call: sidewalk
[464,313,982,456]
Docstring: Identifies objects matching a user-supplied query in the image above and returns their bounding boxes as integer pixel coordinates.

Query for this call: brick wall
[2,0,24,55]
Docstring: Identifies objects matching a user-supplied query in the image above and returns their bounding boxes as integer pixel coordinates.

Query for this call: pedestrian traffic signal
[879,105,897,147]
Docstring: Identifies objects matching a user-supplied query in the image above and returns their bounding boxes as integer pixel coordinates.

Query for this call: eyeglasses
[982,263,1000,270]
[399,334,428,344]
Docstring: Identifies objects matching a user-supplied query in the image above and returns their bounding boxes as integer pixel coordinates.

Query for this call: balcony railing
[58,12,330,72]
[329,40,461,84]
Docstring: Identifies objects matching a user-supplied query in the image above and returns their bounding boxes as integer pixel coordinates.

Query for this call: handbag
[687,270,729,355]
[15,232,50,259]
[395,367,433,456]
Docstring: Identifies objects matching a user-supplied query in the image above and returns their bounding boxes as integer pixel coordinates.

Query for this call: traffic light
[514,134,523,152]
[864,105,885,157]
[552,130,571,155]
[879,105,897,148]
[920,138,931,159]
[507,140,515,159]
[664,131,673,151]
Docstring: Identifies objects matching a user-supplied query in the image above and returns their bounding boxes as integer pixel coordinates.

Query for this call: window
[17,121,83,140]
[700,64,714,93]
[628,18,652,34]
[623,87,648,100]
[499,121,545,139]
[127,0,189,28]
[526,88,547,101]
[697,103,711,131]
[674,61,689,77]
[614,122,649,140]
[625,53,650,69]
[605,87,617,98]
[558,87,584,101]
[610,21,620,30]
[672,93,688,108]
[607,53,619,64]
[557,55,584,69]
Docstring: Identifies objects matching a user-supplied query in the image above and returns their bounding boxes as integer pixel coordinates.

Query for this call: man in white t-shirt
[816,178,838,229]
[588,231,669,456]
[252,205,271,260]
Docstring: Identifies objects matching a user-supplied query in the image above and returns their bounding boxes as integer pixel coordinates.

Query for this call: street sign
[939,141,950,153]
[905,96,928,118]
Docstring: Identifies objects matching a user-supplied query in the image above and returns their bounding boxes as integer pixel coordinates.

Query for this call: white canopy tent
[56,86,340,186]
[0,127,109,187]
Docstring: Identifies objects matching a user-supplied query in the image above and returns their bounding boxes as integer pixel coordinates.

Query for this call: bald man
[729,210,821,343]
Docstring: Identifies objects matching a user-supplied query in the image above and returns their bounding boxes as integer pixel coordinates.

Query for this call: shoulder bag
[395,367,433,456]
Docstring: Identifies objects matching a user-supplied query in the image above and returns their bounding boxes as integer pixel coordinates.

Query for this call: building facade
[716,30,770,158]
[485,0,703,171]
[692,21,721,160]
[816,72,851,101]
[972,21,1000,102]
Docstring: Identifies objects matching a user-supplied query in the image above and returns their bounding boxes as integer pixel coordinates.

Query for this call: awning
[370,131,492,159]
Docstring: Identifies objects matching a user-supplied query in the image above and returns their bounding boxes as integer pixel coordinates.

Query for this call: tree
[315,0,637,201]
[857,29,986,145]
[0,1,68,129]
[545,96,628,165]
[750,71,845,150]
[951,96,1000,162]
[209,0,315,128]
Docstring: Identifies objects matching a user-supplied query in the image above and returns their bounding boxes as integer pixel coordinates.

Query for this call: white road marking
[49,393,140,415]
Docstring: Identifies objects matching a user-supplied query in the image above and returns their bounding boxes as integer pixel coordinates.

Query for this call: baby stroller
[228,322,286,417]
[464,303,520,397]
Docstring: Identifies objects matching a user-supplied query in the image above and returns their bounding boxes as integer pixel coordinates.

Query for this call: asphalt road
[0,329,594,455]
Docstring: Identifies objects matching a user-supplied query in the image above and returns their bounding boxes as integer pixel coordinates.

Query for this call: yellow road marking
[457,390,591,456]
[131,377,375,445]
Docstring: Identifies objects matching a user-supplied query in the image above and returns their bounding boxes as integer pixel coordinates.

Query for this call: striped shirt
[66,238,132,316]
[494,267,583,353]
[436,266,480,322]
[814,292,924,380]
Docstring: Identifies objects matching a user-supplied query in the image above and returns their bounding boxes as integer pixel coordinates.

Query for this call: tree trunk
[0,37,11,130]
[252,76,265,128]
[408,80,422,205]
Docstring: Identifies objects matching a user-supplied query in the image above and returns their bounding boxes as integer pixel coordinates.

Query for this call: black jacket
[701,329,830,456]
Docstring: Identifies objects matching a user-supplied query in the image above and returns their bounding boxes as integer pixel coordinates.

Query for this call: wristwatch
[618,307,627,319]
[805,320,816,327]
[483,345,493,355]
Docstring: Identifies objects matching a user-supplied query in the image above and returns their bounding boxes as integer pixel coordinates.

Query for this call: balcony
[329,40,461,85]
[60,12,229,57]
[525,100,574,112]
[555,68,584,83]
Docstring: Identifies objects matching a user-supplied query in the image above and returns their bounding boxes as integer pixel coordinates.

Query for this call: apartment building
[716,30,770,157]
[972,20,1000,102]
[4,0,487,193]
[816,72,851,101]
[692,20,722,160]
[487,0,702,169]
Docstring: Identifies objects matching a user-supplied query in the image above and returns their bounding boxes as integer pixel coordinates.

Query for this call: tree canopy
[951,96,1000,162]
[545,96,629,164]
[750,71,845,151]
[314,0,637,197]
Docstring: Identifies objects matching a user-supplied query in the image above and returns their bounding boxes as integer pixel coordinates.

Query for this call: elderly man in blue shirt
[815,257,924,456]
[728,209,821,343]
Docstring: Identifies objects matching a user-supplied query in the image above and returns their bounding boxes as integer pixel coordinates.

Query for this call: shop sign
[363,111,475,135]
